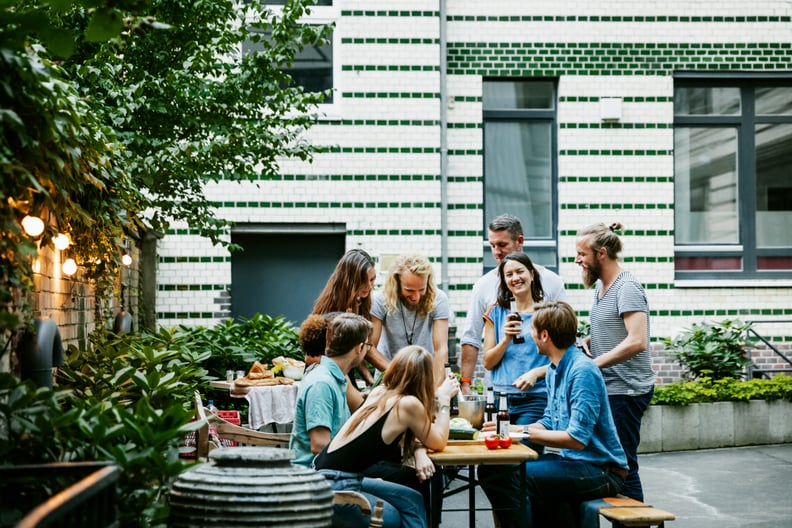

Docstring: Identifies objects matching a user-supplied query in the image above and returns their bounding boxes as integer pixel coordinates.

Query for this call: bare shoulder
[396,395,425,417]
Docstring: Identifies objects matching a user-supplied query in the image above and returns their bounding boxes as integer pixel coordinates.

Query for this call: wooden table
[211,380,299,431]
[427,441,538,527]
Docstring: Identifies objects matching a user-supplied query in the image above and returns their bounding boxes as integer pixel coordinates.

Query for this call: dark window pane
[674,127,739,244]
[484,120,552,238]
[757,256,792,270]
[675,87,740,115]
[675,257,742,271]
[483,80,554,110]
[755,123,792,247]
[755,87,792,115]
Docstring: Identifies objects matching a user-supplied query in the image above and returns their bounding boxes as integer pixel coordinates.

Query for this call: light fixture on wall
[21,215,45,237]
[121,252,133,266]
[62,252,77,276]
[599,97,622,122]
[53,233,70,251]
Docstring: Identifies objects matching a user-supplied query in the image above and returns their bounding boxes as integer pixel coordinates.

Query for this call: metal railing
[746,320,792,379]
[1,461,120,528]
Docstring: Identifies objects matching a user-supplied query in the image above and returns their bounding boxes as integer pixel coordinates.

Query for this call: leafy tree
[1,0,329,332]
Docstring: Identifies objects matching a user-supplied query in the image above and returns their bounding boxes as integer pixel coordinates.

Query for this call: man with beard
[575,222,656,502]
[371,254,449,387]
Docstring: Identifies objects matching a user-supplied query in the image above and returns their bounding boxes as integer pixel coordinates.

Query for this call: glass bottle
[509,300,525,344]
[485,386,496,423]
[496,393,510,437]
[445,362,459,416]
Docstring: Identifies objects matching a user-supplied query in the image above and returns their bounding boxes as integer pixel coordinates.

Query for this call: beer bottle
[445,362,459,416]
[509,300,525,344]
[496,393,510,437]
[485,386,496,423]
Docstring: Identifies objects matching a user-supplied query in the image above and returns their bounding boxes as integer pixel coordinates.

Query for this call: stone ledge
[639,400,792,453]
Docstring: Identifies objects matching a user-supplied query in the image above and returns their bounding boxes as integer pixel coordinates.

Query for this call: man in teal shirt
[290,313,372,466]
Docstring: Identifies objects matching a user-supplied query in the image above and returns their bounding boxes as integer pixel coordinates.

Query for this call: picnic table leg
[430,468,443,528]
[467,464,476,527]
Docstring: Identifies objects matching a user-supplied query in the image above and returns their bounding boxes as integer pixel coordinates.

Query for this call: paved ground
[438,443,792,527]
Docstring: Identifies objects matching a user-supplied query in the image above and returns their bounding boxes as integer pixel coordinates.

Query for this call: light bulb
[53,233,70,250]
[121,253,133,266]
[62,258,77,276]
[21,215,45,237]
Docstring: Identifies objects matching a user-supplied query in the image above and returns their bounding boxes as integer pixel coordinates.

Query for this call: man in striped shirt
[575,222,656,502]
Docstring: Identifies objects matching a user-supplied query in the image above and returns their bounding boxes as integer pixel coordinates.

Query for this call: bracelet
[438,405,451,414]
[460,377,472,384]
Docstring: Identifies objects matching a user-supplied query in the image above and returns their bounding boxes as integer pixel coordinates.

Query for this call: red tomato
[484,434,500,450]
[498,434,513,449]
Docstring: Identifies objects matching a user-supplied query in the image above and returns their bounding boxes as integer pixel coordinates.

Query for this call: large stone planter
[638,399,792,453]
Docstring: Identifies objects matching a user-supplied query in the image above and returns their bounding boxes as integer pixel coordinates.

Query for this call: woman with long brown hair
[313,345,459,528]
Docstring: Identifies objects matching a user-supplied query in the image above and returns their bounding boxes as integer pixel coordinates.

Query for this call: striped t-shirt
[589,270,656,395]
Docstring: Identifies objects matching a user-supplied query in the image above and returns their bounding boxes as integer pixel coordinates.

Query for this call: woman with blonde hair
[314,345,459,528]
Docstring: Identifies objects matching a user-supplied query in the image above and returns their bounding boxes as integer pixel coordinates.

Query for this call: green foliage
[664,319,754,380]
[0,329,211,527]
[169,313,302,379]
[651,375,792,406]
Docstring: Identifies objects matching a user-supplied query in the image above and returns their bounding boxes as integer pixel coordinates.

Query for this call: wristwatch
[439,404,451,414]
[522,425,531,439]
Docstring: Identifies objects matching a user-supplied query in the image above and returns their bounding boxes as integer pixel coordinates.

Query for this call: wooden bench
[582,496,675,528]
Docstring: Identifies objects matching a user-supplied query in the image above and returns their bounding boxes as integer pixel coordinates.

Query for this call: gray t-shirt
[589,270,656,395]
[371,289,450,360]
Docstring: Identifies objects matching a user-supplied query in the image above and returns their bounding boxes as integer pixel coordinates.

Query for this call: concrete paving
[438,444,792,527]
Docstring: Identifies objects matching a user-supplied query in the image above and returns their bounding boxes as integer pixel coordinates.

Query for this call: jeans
[478,392,547,527]
[318,469,427,528]
[608,388,653,501]
[526,454,624,528]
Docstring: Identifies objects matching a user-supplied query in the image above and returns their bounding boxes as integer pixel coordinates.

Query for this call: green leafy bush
[1,329,211,527]
[652,375,792,406]
[664,319,754,380]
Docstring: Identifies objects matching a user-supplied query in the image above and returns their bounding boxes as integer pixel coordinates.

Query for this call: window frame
[481,78,560,273]
[674,72,792,281]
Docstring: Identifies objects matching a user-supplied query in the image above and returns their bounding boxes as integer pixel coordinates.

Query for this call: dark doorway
[231,227,345,326]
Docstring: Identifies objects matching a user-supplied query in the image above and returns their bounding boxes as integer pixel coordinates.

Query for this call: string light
[53,233,70,251]
[21,215,45,237]
[121,253,133,266]
[62,257,77,276]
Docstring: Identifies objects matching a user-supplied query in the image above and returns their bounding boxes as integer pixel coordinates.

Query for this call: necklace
[399,301,418,345]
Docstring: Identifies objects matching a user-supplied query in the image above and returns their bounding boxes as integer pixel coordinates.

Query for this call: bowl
[457,394,485,429]
[283,365,304,380]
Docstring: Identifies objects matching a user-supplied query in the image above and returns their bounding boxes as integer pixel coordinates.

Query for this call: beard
[582,261,601,288]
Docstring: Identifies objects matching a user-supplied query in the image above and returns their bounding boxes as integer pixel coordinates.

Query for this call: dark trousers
[607,388,654,501]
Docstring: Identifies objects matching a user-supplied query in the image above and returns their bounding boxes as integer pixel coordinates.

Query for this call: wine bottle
[485,386,496,423]
[445,362,459,416]
[496,393,510,437]
[509,300,525,344]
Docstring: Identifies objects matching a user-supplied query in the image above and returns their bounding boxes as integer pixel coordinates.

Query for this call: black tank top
[314,408,404,473]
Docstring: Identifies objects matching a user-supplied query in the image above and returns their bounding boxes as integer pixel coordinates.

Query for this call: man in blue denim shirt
[488,301,627,527]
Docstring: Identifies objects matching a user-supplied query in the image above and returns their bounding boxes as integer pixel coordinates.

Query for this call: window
[674,76,792,279]
[482,79,559,271]
[244,1,337,105]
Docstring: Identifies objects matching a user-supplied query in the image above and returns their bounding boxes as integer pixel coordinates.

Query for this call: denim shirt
[540,346,628,470]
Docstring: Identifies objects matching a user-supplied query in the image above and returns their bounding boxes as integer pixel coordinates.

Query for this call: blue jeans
[526,454,624,528]
[608,388,653,502]
[478,392,547,526]
[319,469,427,528]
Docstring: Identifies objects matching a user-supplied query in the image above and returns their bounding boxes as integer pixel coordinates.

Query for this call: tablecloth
[244,382,300,430]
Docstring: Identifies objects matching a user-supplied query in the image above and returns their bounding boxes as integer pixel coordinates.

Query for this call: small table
[427,441,537,528]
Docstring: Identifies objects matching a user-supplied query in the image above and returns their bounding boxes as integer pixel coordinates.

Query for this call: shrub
[652,375,792,406]
[664,319,754,380]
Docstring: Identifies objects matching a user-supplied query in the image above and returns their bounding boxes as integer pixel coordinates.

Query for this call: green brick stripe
[560,96,673,103]
[561,256,674,263]
[342,65,439,72]
[321,146,439,154]
[157,312,217,320]
[160,256,231,264]
[445,15,790,23]
[159,284,229,292]
[323,119,439,126]
[165,228,226,236]
[213,201,440,209]
[258,174,440,182]
[560,149,672,156]
[342,10,439,18]
[447,42,792,76]
[448,149,483,156]
[349,228,442,236]
[560,123,673,129]
[447,123,482,129]
[560,176,673,183]
[341,37,438,45]
[561,203,673,210]
[342,91,439,99]
[560,229,673,236]
[447,175,482,183]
